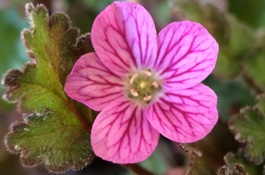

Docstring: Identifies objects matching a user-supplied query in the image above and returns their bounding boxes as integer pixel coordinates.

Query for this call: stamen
[152,81,159,88]
[127,69,161,103]
[143,95,152,101]
[130,88,139,97]
[141,70,152,76]
[130,74,138,84]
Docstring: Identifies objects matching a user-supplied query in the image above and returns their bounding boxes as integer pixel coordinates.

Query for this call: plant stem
[124,164,157,175]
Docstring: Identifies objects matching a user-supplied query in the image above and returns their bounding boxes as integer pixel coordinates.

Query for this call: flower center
[126,69,161,105]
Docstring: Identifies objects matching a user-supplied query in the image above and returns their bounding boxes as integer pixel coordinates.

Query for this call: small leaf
[137,143,169,175]
[216,164,246,175]
[3,3,94,172]
[229,94,265,165]
[223,151,263,175]
[6,114,93,172]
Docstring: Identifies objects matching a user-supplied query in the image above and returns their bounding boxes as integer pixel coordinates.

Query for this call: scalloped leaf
[216,164,246,175]
[2,3,95,172]
[223,151,263,175]
[173,0,256,79]
[229,94,265,165]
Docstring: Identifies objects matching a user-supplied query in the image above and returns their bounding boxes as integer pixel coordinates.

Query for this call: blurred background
[1,0,265,174]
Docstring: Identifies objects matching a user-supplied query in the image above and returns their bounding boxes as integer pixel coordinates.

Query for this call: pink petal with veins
[91,97,159,163]
[155,21,218,90]
[146,83,218,143]
[64,53,123,111]
[91,1,157,76]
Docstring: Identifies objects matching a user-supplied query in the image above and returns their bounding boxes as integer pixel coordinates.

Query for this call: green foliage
[82,0,114,12]
[3,3,94,172]
[204,76,255,121]
[187,156,217,175]
[223,151,264,175]
[243,35,265,93]
[138,145,169,174]
[173,0,256,79]
[228,0,265,29]
[125,142,169,175]
[1,0,265,174]
[186,121,238,175]
[216,164,246,175]
[229,94,265,165]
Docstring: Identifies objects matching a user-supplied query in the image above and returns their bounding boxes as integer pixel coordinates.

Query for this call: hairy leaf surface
[229,95,265,165]
[3,3,94,172]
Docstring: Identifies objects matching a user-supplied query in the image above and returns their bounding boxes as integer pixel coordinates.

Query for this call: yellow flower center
[126,69,161,105]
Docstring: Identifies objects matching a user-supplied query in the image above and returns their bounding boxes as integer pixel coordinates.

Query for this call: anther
[152,81,159,88]
[143,95,152,101]
[141,70,152,76]
[130,74,138,84]
[130,88,139,97]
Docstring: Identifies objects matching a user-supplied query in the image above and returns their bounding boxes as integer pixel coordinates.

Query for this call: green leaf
[3,3,95,172]
[124,140,170,175]
[223,151,263,175]
[216,164,246,175]
[137,143,169,174]
[229,94,265,165]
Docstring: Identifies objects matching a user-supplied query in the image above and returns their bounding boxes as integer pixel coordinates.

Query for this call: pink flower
[64,2,218,163]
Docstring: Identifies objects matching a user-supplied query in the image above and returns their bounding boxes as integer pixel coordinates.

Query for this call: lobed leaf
[216,164,246,175]
[223,151,263,175]
[229,94,265,165]
[3,3,95,173]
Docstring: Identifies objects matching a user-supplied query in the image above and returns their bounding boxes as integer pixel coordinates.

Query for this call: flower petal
[155,21,218,89]
[91,2,157,76]
[146,83,218,143]
[91,98,159,163]
[64,53,123,111]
